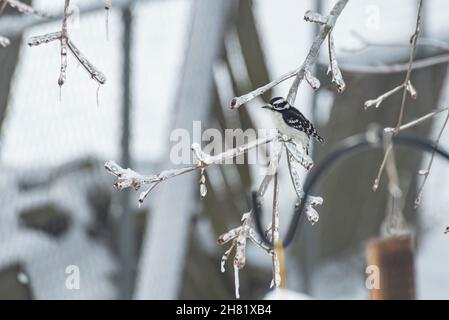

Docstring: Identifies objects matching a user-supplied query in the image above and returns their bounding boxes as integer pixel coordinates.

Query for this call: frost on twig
[0,35,10,47]
[0,0,49,17]
[327,32,345,93]
[27,0,106,86]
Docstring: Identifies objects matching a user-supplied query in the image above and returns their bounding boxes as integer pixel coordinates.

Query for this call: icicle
[234,265,240,299]
[96,83,101,107]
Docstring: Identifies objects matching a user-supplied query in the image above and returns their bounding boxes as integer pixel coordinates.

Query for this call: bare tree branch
[27,0,106,86]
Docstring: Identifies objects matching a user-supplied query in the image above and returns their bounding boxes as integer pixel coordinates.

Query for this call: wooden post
[366,235,415,300]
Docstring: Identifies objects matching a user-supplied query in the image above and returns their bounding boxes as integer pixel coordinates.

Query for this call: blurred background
[1,0,449,299]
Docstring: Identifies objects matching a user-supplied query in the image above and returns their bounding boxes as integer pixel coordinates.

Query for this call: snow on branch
[230,0,348,109]
[27,0,106,86]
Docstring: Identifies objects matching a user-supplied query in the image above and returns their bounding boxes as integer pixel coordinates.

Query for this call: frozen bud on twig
[304,10,328,25]
[199,169,207,199]
[328,33,346,93]
[304,68,320,90]
[27,32,62,47]
[0,35,10,47]
[67,39,106,84]
[304,195,323,225]
[406,80,417,99]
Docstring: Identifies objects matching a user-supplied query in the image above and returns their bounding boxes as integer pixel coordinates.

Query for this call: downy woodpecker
[263,97,324,154]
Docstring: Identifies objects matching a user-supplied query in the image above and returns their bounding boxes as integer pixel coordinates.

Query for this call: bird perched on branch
[263,97,324,154]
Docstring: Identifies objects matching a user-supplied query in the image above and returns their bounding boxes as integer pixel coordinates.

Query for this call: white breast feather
[272,112,310,150]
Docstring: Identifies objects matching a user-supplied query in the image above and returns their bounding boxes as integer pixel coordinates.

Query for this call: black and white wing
[282,107,324,143]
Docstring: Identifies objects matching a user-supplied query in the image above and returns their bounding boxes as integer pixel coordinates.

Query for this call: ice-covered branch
[230,0,348,109]
[287,0,348,105]
[104,0,111,40]
[105,132,278,204]
[364,81,417,110]
[27,0,106,86]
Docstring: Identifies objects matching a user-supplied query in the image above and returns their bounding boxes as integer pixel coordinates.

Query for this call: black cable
[253,129,449,249]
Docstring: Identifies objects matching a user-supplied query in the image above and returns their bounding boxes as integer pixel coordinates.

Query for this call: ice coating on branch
[5,0,49,17]
[27,32,61,47]
[67,38,106,84]
[304,196,323,225]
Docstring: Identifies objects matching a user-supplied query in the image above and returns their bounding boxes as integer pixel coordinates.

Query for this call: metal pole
[118,5,135,300]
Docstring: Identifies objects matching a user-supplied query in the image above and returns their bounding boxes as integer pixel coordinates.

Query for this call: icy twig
[385,107,449,132]
[364,84,404,110]
[415,110,449,207]
[287,0,348,105]
[28,32,62,47]
[327,32,345,92]
[27,0,106,86]
[230,0,348,109]
[283,139,313,170]
[0,35,10,47]
[0,0,49,18]
[304,10,327,25]
[104,0,111,40]
[67,39,106,84]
